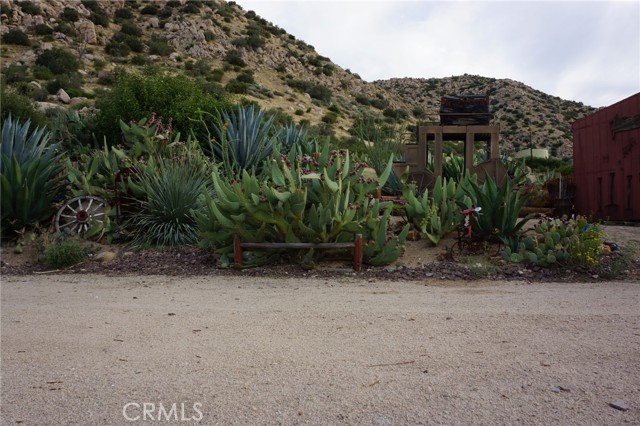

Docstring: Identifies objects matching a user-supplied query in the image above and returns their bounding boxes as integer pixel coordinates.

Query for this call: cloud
[235,0,640,107]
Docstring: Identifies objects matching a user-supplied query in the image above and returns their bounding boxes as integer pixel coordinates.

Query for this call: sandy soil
[1,274,638,425]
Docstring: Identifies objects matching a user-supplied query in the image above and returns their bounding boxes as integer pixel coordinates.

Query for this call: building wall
[572,93,640,221]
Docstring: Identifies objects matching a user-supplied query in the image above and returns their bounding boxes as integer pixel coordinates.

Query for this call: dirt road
[1,274,638,425]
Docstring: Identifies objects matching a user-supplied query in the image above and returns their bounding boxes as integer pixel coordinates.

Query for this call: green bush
[0,85,48,127]
[2,29,30,46]
[2,64,29,84]
[34,24,54,35]
[94,68,231,146]
[225,79,248,94]
[18,1,41,15]
[224,49,246,67]
[60,7,80,22]
[114,8,134,21]
[148,35,173,56]
[35,48,80,75]
[82,0,109,27]
[119,21,142,37]
[43,237,88,268]
[45,72,83,95]
[105,39,131,57]
[54,22,77,37]
[140,4,159,15]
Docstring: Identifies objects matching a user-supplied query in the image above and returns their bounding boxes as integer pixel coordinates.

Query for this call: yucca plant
[200,104,278,178]
[1,115,64,237]
[124,157,206,248]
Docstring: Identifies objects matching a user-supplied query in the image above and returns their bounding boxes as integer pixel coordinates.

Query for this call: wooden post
[353,233,363,272]
[233,235,243,267]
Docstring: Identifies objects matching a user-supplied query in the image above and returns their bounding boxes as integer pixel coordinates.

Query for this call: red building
[572,93,640,221]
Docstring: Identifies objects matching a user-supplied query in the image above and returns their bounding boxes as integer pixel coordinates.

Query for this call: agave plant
[1,115,64,236]
[124,157,206,248]
[203,104,278,178]
[460,173,531,241]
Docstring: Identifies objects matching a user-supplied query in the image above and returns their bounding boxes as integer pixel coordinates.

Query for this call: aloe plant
[355,117,405,195]
[196,141,408,267]
[1,115,64,236]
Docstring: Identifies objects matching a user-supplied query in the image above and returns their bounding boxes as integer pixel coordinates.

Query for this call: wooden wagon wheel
[55,195,108,238]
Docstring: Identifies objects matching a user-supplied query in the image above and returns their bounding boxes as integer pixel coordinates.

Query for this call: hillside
[0,0,595,158]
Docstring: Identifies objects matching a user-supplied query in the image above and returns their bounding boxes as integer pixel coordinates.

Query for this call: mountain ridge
[0,0,596,158]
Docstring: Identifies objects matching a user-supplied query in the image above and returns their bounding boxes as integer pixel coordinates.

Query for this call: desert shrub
[322,64,334,76]
[112,32,144,53]
[45,72,83,95]
[54,22,77,37]
[203,31,214,42]
[94,68,231,146]
[119,20,142,37]
[158,7,172,18]
[130,54,148,66]
[43,236,88,268]
[34,24,54,35]
[114,8,134,21]
[140,4,159,15]
[18,1,41,15]
[355,95,371,106]
[308,84,332,104]
[35,48,80,75]
[2,29,30,46]
[0,84,47,126]
[235,71,255,84]
[322,112,338,124]
[2,64,29,84]
[225,79,248,94]
[81,0,109,27]
[210,68,224,82]
[224,49,245,67]
[105,39,131,57]
[59,7,80,22]
[185,59,211,76]
[148,35,173,56]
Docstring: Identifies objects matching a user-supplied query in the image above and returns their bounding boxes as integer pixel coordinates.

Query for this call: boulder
[75,20,96,44]
[56,88,71,104]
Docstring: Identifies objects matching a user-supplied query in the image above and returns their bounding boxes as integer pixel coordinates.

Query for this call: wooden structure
[394,124,505,189]
[572,92,640,221]
[233,234,364,272]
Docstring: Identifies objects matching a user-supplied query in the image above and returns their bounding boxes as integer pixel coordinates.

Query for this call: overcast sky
[233,0,639,107]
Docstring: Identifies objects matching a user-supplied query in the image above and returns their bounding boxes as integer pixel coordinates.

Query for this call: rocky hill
[0,0,595,158]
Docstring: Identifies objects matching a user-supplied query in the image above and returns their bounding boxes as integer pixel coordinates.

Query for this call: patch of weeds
[42,236,89,269]
[465,255,499,278]
[594,241,639,279]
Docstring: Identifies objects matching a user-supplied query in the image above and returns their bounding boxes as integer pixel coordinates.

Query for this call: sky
[233,0,640,107]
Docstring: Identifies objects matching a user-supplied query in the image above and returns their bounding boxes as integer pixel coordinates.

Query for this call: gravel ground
[1,274,639,425]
